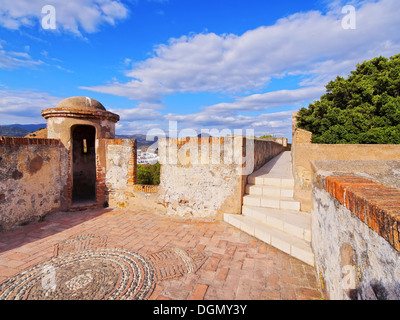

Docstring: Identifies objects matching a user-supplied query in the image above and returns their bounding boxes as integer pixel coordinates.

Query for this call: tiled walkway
[0,208,324,300]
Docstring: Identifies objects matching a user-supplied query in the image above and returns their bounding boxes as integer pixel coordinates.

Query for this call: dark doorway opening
[72,125,96,204]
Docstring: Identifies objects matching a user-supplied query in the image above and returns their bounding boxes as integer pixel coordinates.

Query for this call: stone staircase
[224,151,314,266]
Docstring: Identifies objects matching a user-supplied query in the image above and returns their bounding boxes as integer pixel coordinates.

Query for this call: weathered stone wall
[291,126,400,212]
[96,139,137,208]
[160,162,242,219]
[311,160,400,190]
[105,139,136,190]
[253,138,285,172]
[78,137,166,213]
[97,138,165,214]
[312,173,400,300]
[0,137,68,232]
[293,128,312,144]
[257,137,288,147]
[157,136,284,219]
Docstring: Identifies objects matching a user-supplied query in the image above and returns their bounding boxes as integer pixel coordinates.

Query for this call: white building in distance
[137,149,159,165]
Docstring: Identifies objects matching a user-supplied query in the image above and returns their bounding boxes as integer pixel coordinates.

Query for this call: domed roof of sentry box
[41,96,119,123]
[55,96,106,111]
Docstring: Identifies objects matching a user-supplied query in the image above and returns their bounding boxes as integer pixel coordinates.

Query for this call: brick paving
[0,208,324,300]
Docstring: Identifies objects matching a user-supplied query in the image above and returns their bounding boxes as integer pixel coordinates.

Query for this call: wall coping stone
[0,136,61,146]
[323,175,400,252]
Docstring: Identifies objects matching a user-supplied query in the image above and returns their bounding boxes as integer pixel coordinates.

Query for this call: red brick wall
[95,152,106,207]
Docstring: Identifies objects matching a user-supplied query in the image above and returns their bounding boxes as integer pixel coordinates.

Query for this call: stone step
[243,194,301,211]
[242,205,311,241]
[245,184,294,198]
[247,176,294,188]
[224,213,314,266]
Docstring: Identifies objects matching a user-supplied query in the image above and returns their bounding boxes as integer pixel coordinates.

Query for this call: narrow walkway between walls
[225,151,314,266]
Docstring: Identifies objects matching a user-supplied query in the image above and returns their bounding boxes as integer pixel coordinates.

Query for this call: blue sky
[0,0,399,140]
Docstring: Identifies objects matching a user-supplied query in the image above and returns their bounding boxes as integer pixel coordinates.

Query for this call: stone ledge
[324,175,400,252]
[41,108,120,123]
[102,138,137,147]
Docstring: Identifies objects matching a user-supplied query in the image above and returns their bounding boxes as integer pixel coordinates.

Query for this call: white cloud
[154,86,323,137]
[161,109,295,138]
[116,121,167,136]
[201,86,325,115]
[84,0,400,139]
[0,43,44,69]
[82,0,400,101]
[0,89,62,124]
[110,102,165,135]
[109,107,163,121]
[0,0,129,36]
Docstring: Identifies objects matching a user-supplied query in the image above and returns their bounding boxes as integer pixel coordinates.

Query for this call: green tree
[296,54,400,144]
[136,163,160,185]
[137,165,153,185]
[149,162,160,185]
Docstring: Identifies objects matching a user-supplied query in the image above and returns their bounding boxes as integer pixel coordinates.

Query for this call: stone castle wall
[0,136,139,231]
[291,119,400,212]
[157,136,285,219]
[0,137,69,232]
[98,138,138,209]
[312,173,400,300]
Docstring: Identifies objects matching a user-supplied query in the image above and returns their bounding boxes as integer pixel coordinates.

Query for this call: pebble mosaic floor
[0,209,324,300]
[0,234,207,300]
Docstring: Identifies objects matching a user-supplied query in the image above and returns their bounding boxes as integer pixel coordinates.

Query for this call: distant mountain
[0,124,160,148]
[0,124,47,137]
[2,124,47,132]
[0,126,30,137]
[116,134,159,148]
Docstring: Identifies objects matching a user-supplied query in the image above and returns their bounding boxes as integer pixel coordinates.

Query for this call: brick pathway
[0,208,324,300]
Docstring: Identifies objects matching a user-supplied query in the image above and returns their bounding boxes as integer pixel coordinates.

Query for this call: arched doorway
[72,125,96,203]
